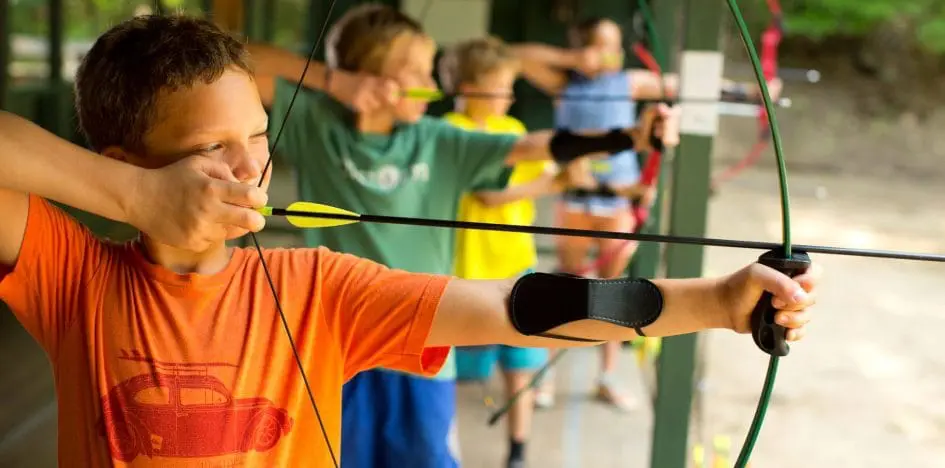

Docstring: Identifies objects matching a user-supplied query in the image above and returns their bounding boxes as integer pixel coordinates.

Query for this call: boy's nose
[231,152,264,184]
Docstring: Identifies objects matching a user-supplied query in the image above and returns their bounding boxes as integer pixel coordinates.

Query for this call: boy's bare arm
[505,103,674,165]
[0,113,134,265]
[627,69,781,102]
[0,112,267,265]
[246,43,398,111]
[509,43,582,96]
[246,43,331,106]
[426,264,818,348]
[471,172,560,207]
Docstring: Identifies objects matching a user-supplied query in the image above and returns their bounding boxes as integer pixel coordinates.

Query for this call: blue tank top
[555,71,640,185]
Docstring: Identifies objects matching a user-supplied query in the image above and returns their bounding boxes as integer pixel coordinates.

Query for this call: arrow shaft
[272,208,945,263]
[457,91,789,107]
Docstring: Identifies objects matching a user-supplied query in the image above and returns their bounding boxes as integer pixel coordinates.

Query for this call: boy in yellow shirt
[440,36,561,468]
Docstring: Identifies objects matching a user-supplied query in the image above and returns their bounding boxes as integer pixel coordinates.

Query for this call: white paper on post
[678,50,724,136]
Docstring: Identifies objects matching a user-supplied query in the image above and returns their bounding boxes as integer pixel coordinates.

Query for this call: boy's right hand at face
[573,47,603,78]
[556,158,599,190]
[335,73,401,113]
[127,156,269,251]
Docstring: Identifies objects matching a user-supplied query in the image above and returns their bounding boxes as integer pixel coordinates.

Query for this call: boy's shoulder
[489,115,527,134]
[440,112,526,135]
[248,245,374,270]
[441,112,473,129]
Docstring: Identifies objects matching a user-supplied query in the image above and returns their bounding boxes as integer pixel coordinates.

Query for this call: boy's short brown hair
[325,4,428,75]
[74,14,252,152]
[437,36,520,93]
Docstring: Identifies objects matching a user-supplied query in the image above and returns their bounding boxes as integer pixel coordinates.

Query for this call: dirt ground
[697,168,945,468]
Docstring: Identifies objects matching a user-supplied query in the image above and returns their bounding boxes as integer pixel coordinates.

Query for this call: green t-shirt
[270,80,517,379]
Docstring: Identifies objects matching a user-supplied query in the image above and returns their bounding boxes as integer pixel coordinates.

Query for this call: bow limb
[725,0,797,467]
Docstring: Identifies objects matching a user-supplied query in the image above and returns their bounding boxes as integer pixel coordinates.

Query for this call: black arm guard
[564,186,620,199]
[549,129,636,165]
[508,273,663,342]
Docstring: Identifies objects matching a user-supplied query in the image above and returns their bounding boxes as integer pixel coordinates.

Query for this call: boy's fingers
[753,264,812,308]
[195,157,240,183]
[381,80,400,105]
[786,328,806,342]
[215,204,266,233]
[214,180,269,209]
[775,309,810,329]
[793,263,823,293]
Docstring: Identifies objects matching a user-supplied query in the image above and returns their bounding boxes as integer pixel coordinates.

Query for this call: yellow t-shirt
[444,112,552,280]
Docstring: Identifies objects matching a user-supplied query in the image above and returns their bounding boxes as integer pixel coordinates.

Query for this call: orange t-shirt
[0,195,451,467]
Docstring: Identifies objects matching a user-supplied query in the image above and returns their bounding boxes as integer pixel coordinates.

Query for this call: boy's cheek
[395,101,427,122]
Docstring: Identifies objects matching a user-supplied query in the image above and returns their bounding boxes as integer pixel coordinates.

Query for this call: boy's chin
[396,106,427,123]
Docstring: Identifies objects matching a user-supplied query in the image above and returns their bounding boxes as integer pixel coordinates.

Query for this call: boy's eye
[200,143,223,153]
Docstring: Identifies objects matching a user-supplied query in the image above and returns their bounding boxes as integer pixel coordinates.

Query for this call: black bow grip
[751,248,811,356]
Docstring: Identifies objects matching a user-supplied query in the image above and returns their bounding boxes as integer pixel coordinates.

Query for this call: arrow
[400,87,792,107]
[258,202,945,263]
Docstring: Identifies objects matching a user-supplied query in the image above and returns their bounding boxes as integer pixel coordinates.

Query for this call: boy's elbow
[508,133,546,163]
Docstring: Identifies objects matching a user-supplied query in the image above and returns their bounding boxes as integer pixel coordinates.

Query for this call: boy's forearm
[429,275,730,349]
[632,72,762,101]
[510,43,579,69]
[506,277,728,346]
[506,130,554,163]
[246,43,358,107]
[0,112,136,223]
[472,174,556,206]
[506,128,647,165]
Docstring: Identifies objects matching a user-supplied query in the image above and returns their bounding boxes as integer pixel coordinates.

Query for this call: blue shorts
[455,345,549,380]
[561,194,630,216]
[341,369,460,468]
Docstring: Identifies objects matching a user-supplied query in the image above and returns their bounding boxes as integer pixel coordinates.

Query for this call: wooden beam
[212,0,244,33]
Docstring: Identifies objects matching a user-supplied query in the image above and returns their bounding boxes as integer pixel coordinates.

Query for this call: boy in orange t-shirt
[0,15,820,468]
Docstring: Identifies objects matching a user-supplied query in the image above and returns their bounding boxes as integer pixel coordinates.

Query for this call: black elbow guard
[549,129,636,165]
[508,272,663,342]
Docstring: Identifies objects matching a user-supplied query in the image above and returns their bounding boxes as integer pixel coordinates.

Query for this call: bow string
[252,0,342,466]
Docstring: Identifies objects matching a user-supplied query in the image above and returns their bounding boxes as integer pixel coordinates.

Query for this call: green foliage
[783,0,945,52]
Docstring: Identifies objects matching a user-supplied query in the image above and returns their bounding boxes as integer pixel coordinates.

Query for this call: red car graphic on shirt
[97,370,293,462]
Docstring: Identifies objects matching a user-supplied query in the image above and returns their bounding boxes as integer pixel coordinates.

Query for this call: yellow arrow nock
[601,51,625,68]
[402,88,444,101]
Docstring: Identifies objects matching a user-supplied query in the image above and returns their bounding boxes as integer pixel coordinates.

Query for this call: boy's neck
[357,111,397,134]
[139,235,232,275]
[456,101,495,128]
